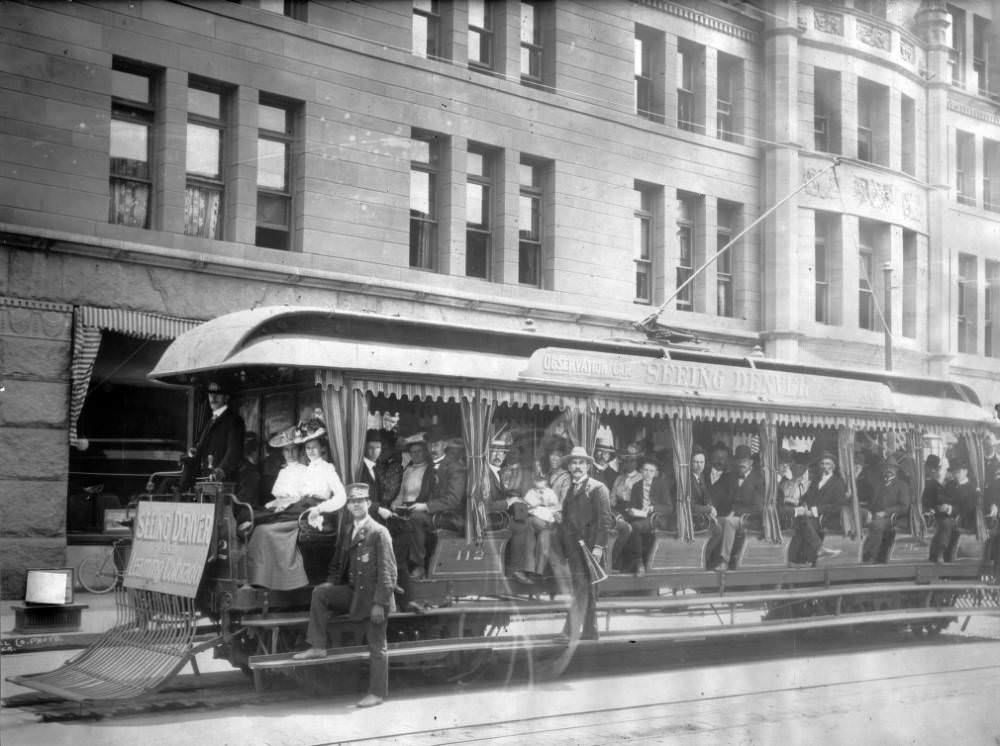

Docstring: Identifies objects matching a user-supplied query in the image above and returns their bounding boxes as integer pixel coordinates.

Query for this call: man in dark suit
[863,457,911,562]
[294,483,397,708]
[398,427,467,579]
[359,429,411,606]
[705,447,739,570]
[180,380,245,490]
[790,452,844,564]
[621,456,674,575]
[554,446,614,640]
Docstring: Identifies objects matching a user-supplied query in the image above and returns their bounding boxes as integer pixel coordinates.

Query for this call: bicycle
[77,535,131,594]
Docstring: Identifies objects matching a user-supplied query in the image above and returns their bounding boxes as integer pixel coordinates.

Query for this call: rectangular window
[814,68,841,154]
[413,0,440,59]
[815,213,831,324]
[410,132,440,270]
[466,145,494,279]
[257,0,307,20]
[109,62,154,229]
[677,42,697,133]
[675,192,696,311]
[185,82,225,240]
[717,53,740,142]
[858,247,875,331]
[902,229,917,339]
[520,1,546,87]
[518,159,543,286]
[634,25,663,123]
[854,0,886,18]
[716,201,737,317]
[900,94,915,176]
[949,5,966,86]
[957,129,976,206]
[633,184,654,304]
[468,0,494,70]
[857,78,889,166]
[985,139,1000,212]
[986,260,999,358]
[256,97,294,251]
[957,254,977,354]
[973,16,989,96]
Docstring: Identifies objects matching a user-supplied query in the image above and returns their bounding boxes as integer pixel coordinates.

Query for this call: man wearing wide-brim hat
[552,446,613,640]
[294,483,397,707]
[862,455,912,562]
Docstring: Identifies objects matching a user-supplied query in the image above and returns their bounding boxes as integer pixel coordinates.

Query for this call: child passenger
[507,473,561,583]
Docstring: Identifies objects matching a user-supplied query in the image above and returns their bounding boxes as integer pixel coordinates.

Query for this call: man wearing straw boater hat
[294,483,397,708]
[553,446,613,641]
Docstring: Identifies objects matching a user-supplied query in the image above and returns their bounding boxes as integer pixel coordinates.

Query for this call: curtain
[316,370,349,479]
[109,179,149,227]
[184,185,222,239]
[758,420,782,543]
[461,395,494,544]
[69,314,103,447]
[569,402,600,455]
[348,388,371,482]
[906,429,926,537]
[670,416,694,542]
[962,433,989,541]
[837,427,862,539]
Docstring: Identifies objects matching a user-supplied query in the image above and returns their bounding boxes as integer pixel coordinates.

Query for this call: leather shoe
[512,570,534,585]
[357,694,383,708]
[410,567,425,581]
[292,647,327,661]
[711,562,728,572]
[635,565,646,577]
[817,547,841,559]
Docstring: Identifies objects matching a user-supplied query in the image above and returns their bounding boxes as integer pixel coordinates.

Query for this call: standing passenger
[293,484,396,709]
[925,455,957,563]
[180,380,246,489]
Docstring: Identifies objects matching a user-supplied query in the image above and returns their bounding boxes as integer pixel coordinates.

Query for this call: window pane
[257,137,287,189]
[635,38,644,76]
[519,194,538,238]
[519,162,535,186]
[112,70,150,103]
[411,138,431,164]
[413,14,429,57]
[257,192,289,226]
[110,119,149,167]
[467,150,484,177]
[188,88,220,119]
[186,123,221,178]
[468,0,486,28]
[466,230,489,278]
[467,182,486,226]
[259,104,287,133]
[410,170,431,217]
[519,241,539,284]
[414,0,435,11]
[109,180,149,228]
[469,29,488,64]
[258,0,285,13]
[520,3,536,44]
[184,185,222,238]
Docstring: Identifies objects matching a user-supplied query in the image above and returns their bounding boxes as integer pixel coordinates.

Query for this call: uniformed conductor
[293,483,397,708]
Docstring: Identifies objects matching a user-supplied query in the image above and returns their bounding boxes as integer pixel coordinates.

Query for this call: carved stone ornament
[900,40,915,64]
[857,19,890,51]
[814,10,844,35]
[853,176,894,211]
[900,192,923,222]
[802,168,840,199]
[798,15,808,32]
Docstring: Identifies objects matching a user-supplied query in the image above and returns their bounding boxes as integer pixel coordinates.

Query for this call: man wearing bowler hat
[180,380,246,490]
[862,456,910,562]
[294,483,397,708]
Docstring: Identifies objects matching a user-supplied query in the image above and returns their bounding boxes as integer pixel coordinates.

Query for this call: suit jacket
[183,407,245,488]
[590,463,619,493]
[626,477,674,517]
[328,515,397,620]
[872,478,910,514]
[804,473,847,510]
[690,472,712,515]
[733,469,765,514]
[557,477,614,552]
[707,470,738,516]
[415,455,467,515]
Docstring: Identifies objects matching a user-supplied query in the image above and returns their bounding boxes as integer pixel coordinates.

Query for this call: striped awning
[349,378,584,412]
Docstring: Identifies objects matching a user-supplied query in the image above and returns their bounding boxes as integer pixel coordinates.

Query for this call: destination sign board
[124,502,214,598]
[520,348,894,412]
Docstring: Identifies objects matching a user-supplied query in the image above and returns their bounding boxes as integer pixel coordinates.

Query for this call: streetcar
[11,305,1000,701]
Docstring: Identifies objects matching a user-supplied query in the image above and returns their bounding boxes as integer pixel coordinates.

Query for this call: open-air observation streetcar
[10,305,1000,702]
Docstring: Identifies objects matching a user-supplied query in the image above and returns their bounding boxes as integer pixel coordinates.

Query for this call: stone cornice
[633,0,758,42]
[0,296,73,314]
[947,99,1000,126]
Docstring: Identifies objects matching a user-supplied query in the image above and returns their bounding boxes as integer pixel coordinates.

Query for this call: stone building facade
[0,0,998,596]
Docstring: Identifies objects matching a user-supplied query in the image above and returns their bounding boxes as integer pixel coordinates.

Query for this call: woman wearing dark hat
[622,455,673,575]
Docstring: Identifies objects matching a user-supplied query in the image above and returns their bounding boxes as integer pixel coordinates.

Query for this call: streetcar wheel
[77,554,117,594]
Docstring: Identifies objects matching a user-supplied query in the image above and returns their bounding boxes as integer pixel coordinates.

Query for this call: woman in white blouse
[247,420,345,589]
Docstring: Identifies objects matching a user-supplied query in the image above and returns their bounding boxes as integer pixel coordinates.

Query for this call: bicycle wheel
[77,553,117,594]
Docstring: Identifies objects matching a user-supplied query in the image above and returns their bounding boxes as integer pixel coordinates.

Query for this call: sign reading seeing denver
[523,348,889,409]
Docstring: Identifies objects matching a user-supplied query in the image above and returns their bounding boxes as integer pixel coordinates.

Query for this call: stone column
[705,47,718,141]
[695,197,716,315]
[495,147,520,284]
[226,85,258,246]
[438,135,467,276]
[760,0,801,359]
[154,68,188,234]
[917,2,953,375]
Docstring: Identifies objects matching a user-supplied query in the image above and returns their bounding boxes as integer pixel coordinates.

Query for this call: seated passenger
[925,455,957,563]
[689,449,713,530]
[788,452,843,565]
[732,448,765,529]
[247,425,331,589]
[609,443,645,570]
[777,453,806,529]
[541,437,572,504]
[621,456,674,575]
[507,472,560,583]
[946,460,980,532]
[809,452,850,534]
[705,446,740,571]
[862,457,910,563]
[985,461,1000,566]
[393,427,466,580]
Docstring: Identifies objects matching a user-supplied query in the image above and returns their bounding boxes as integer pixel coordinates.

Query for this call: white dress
[266,462,308,511]
[302,458,347,528]
[247,462,316,590]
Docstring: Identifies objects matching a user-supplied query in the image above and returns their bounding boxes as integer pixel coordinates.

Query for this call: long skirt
[247,519,309,589]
